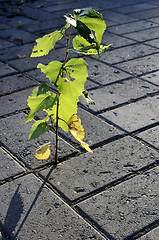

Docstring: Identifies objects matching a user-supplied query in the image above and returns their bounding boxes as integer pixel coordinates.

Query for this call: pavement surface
[0,0,159,239]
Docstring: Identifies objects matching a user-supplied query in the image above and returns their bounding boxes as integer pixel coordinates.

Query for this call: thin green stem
[54,97,59,164]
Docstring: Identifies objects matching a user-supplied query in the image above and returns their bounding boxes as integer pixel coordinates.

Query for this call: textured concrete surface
[0,0,159,239]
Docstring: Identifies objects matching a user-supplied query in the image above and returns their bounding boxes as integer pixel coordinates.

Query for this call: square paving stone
[84,57,131,85]
[101,95,159,132]
[0,174,105,240]
[123,27,159,42]
[115,53,159,76]
[139,227,159,239]
[0,88,34,116]
[0,148,25,181]
[75,166,159,240]
[39,136,159,202]
[0,28,38,45]
[108,20,158,35]
[0,113,77,169]
[141,70,159,86]
[0,62,16,78]
[0,74,36,95]
[80,78,159,113]
[98,43,158,65]
[0,43,34,61]
[136,125,159,150]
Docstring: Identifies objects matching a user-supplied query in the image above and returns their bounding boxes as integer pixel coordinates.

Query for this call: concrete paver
[40,136,159,202]
[0,0,159,239]
[75,166,159,240]
[0,174,105,240]
[101,95,159,132]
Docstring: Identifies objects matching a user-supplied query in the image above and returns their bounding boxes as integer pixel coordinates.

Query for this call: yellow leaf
[68,115,92,152]
[34,142,51,160]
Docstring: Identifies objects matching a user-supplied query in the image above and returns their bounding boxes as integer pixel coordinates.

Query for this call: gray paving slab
[101,95,159,132]
[0,62,16,78]
[0,74,36,95]
[75,166,159,240]
[0,39,15,49]
[0,113,77,169]
[128,7,159,20]
[148,16,159,23]
[0,43,34,61]
[144,39,159,49]
[39,136,159,202]
[141,70,159,86]
[136,125,159,150]
[139,227,159,239]
[80,78,159,113]
[123,27,159,42]
[108,20,158,35]
[0,88,33,116]
[0,28,38,45]
[98,43,158,65]
[115,53,159,76]
[0,148,25,181]
[21,18,66,33]
[101,32,136,49]
[102,10,138,24]
[7,47,71,72]
[3,15,34,27]
[113,3,158,14]
[84,57,130,85]
[0,174,105,240]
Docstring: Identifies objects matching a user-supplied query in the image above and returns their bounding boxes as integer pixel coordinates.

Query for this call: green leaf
[29,120,50,140]
[49,58,88,132]
[24,85,57,123]
[37,61,63,87]
[70,35,110,55]
[74,8,106,48]
[31,24,69,57]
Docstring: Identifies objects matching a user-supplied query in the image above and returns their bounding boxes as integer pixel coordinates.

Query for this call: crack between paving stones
[124,219,159,239]
[96,90,159,115]
[71,160,159,206]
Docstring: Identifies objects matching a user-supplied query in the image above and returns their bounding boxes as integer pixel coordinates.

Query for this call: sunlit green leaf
[31,24,69,57]
[74,8,106,48]
[49,58,88,132]
[37,61,63,87]
[24,85,51,123]
[70,35,110,55]
[29,120,50,140]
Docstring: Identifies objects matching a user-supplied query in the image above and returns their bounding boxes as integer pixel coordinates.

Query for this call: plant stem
[54,97,59,164]
[64,25,72,65]
[54,25,72,164]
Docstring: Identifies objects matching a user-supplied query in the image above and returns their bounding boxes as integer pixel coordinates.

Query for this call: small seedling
[24,8,110,164]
